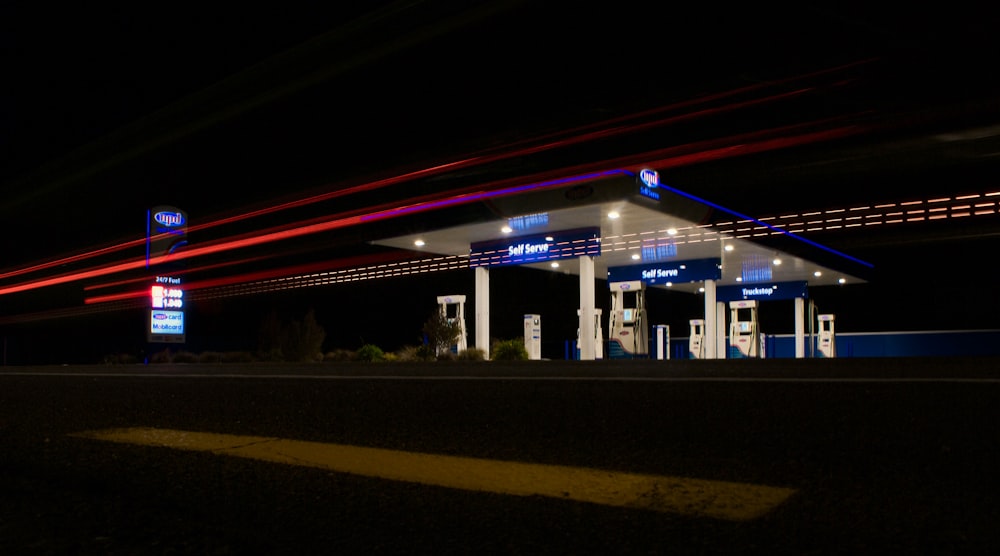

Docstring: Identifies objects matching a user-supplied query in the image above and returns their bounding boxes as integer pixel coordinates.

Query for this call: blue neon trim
[167,240,189,255]
[360,169,630,221]
[642,174,874,269]
[145,209,151,268]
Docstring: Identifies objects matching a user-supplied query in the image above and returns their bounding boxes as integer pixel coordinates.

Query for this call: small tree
[293,309,326,361]
[257,310,284,361]
[422,310,462,356]
[257,308,326,362]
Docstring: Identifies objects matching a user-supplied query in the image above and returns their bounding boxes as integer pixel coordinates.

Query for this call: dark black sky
[3,3,1000,362]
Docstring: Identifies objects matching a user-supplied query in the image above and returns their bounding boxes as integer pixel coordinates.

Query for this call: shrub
[457,348,486,361]
[393,345,419,362]
[393,345,436,362]
[415,344,437,361]
[356,344,385,362]
[258,347,284,362]
[491,339,528,361]
[102,353,138,365]
[198,351,224,363]
[324,349,355,362]
[222,351,255,363]
[150,349,172,364]
[172,351,199,364]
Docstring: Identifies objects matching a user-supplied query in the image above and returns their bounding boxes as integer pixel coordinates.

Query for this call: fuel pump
[654,325,670,360]
[577,308,604,359]
[523,314,541,360]
[728,300,761,358]
[817,314,836,358]
[608,281,648,358]
[688,319,705,359]
[436,295,467,355]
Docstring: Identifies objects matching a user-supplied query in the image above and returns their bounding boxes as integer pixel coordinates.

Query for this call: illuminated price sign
[151,285,184,308]
[148,276,185,343]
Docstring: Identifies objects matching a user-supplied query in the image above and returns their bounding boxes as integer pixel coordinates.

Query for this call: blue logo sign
[639,169,659,188]
[154,211,186,227]
[637,169,661,201]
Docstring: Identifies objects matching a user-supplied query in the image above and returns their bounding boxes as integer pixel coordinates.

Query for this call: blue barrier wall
[764,330,1000,358]
[568,330,1000,359]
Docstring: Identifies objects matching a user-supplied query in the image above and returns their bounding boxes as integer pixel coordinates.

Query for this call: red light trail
[0,61,866,285]
[0,113,874,300]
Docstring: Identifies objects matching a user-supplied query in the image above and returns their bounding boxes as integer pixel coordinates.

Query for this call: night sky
[3,3,1000,363]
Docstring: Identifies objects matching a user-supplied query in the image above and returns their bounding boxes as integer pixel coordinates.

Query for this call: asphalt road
[2,358,999,555]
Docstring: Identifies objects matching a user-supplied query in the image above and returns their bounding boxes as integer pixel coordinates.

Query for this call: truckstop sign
[716,281,809,302]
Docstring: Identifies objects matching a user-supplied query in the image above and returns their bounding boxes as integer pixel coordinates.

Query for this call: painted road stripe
[71,427,795,521]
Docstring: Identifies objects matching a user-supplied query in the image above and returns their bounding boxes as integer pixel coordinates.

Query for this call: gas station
[370,167,871,360]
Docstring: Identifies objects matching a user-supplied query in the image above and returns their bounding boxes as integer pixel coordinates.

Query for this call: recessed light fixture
[414,239,425,247]
[736,276,743,282]
[724,244,735,252]
[838,278,847,284]
[550,262,560,269]
[501,225,513,234]
[608,211,620,220]
[773,257,782,266]
[698,287,705,293]
[667,228,677,235]
[665,282,673,287]
[545,236,554,241]
[813,271,822,277]
[631,253,641,260]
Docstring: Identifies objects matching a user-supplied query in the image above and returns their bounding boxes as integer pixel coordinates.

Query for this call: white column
[704,279,717,359]
[578,255,596,361]
[475,266,490,359]
[795,296,805,359]
[717,300,727,360]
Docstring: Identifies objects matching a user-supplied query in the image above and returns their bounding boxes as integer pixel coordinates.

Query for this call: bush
[457,348,486,361]
[102,353,138,365]
[172,351,199,364]
[150,349,172,364]
[393,345,436,362]
[324,349,355,362]
[222,351,255,363]
[356,344,385,362]
[491,339,528,361]
[415,344,437,361]
[198,351,224,363]
[393,345,419,362]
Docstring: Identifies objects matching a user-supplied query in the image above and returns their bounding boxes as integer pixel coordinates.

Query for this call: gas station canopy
[372,169,871,293]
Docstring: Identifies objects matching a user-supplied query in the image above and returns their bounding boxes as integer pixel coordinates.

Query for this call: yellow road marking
[70,427,796,521]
